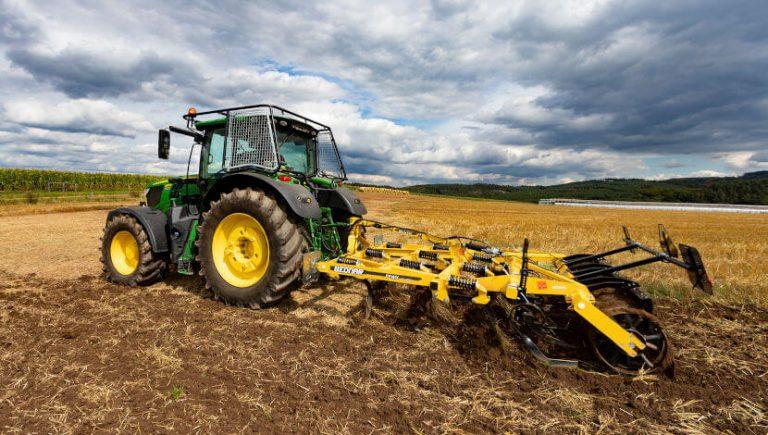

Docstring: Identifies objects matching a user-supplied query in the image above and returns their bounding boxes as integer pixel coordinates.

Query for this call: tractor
[101,104,712,376]
[101,105,363,308]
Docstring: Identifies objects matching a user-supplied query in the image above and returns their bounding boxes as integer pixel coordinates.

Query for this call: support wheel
[196,188,308,308]
[588,304,673,375]
[101,214,168,286]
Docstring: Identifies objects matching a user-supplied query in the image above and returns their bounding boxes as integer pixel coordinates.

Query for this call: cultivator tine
[520,335,580,368]
[517,238,530,299]
[363,280,375,319]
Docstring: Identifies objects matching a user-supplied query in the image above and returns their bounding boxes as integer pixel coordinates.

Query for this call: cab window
[278,138,311,173]
[205,128,226,175]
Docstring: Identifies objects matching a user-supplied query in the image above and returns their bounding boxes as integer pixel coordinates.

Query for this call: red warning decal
[537,280,547,290]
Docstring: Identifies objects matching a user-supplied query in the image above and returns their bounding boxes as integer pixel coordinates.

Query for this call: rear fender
[317,186,367,216]
[204,173,321,219]
[107,206,169,253]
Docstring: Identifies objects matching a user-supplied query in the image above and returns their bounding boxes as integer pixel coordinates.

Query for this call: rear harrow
[314,220,712,376]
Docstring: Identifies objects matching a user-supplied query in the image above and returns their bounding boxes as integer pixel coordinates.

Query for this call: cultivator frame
[314,219,712,373]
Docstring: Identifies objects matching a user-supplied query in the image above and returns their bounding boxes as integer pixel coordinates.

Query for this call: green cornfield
[0,168,164,192]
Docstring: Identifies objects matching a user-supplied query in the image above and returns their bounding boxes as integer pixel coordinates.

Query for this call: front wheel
[100,214,168,286]
[196,188,307,308]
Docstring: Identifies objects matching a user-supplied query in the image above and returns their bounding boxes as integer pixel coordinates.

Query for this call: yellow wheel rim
[110,230,139,276]
[212,213,270,288]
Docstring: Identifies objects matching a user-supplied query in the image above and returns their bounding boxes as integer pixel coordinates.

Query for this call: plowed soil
[1,194,766,433]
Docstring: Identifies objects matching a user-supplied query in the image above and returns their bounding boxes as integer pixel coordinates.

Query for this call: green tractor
[101,105,366,308]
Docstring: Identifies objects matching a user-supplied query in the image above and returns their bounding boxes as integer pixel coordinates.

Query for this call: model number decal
[332,266,364,275]
[331,267,421,282]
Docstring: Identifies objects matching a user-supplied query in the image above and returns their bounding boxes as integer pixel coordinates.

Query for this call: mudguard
[206,172,322,219]
[107,206,169,253]
[318,186,367,216]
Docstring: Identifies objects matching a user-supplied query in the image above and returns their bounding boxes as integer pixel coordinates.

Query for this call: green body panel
[146,178,201,214]
[147,179,170,189]
[147,181,172,213]
[306,207,346,260]
[178,219,198,275]
[309,177,335,188]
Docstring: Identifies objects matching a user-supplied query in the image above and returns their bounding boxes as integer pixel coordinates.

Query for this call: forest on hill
[404,171,768,205]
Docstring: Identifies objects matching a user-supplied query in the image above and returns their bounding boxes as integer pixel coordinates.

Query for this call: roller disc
[588,304,673,375]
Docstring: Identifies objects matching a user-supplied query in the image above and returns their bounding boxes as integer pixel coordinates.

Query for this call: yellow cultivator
[314,219,712,375]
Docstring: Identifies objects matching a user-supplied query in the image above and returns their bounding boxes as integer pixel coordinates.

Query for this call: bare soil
[1,196,767,433]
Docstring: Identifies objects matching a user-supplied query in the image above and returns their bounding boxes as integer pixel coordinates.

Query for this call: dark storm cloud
[482,0,768,155]
[750,151,768,163]
[7,48,196,98]
[0,1,39,44]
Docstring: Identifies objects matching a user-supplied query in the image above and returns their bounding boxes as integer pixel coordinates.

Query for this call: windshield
[276,123,315,174]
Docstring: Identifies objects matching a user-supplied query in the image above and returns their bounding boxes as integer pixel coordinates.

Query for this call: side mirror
[158,129,170,159]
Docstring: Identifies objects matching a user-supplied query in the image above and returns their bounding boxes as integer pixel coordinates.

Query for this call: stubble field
[0,192,766,433]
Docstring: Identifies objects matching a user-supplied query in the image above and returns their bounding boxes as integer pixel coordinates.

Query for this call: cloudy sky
[1,0,767,185]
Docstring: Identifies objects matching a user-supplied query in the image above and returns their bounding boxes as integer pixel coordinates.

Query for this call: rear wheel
[101,214,168,286]
[197,188,308,308]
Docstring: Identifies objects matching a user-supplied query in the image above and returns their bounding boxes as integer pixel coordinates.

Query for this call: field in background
[0,168,166,208]
[1,191,766,432]
[0,168,163,192]
[375,192,768,306]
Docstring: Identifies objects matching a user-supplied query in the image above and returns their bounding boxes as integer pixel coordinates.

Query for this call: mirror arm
[169,125,204,143]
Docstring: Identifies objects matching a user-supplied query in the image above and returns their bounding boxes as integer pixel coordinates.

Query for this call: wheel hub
[226,230,264,272]
[212,213,270,287]
[110,230,139,276]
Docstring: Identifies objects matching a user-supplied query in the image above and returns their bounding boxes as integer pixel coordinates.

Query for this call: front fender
[107,206,169,253]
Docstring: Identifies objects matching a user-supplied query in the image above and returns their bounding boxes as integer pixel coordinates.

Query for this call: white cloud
[688,169,730,178]
[719,151,768,173]
[4,99,154,137]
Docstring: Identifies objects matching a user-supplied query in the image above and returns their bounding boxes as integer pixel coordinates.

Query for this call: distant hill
[405,171,768,205]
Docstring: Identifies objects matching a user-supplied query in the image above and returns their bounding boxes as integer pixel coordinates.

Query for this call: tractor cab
[159,105,345,185]
[195,115,320,179]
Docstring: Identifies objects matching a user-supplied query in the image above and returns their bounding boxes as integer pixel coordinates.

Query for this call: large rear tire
[196,188,307,308]
[100,214,168,286]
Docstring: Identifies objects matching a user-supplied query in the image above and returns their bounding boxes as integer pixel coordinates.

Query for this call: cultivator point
[314,219,712,375]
